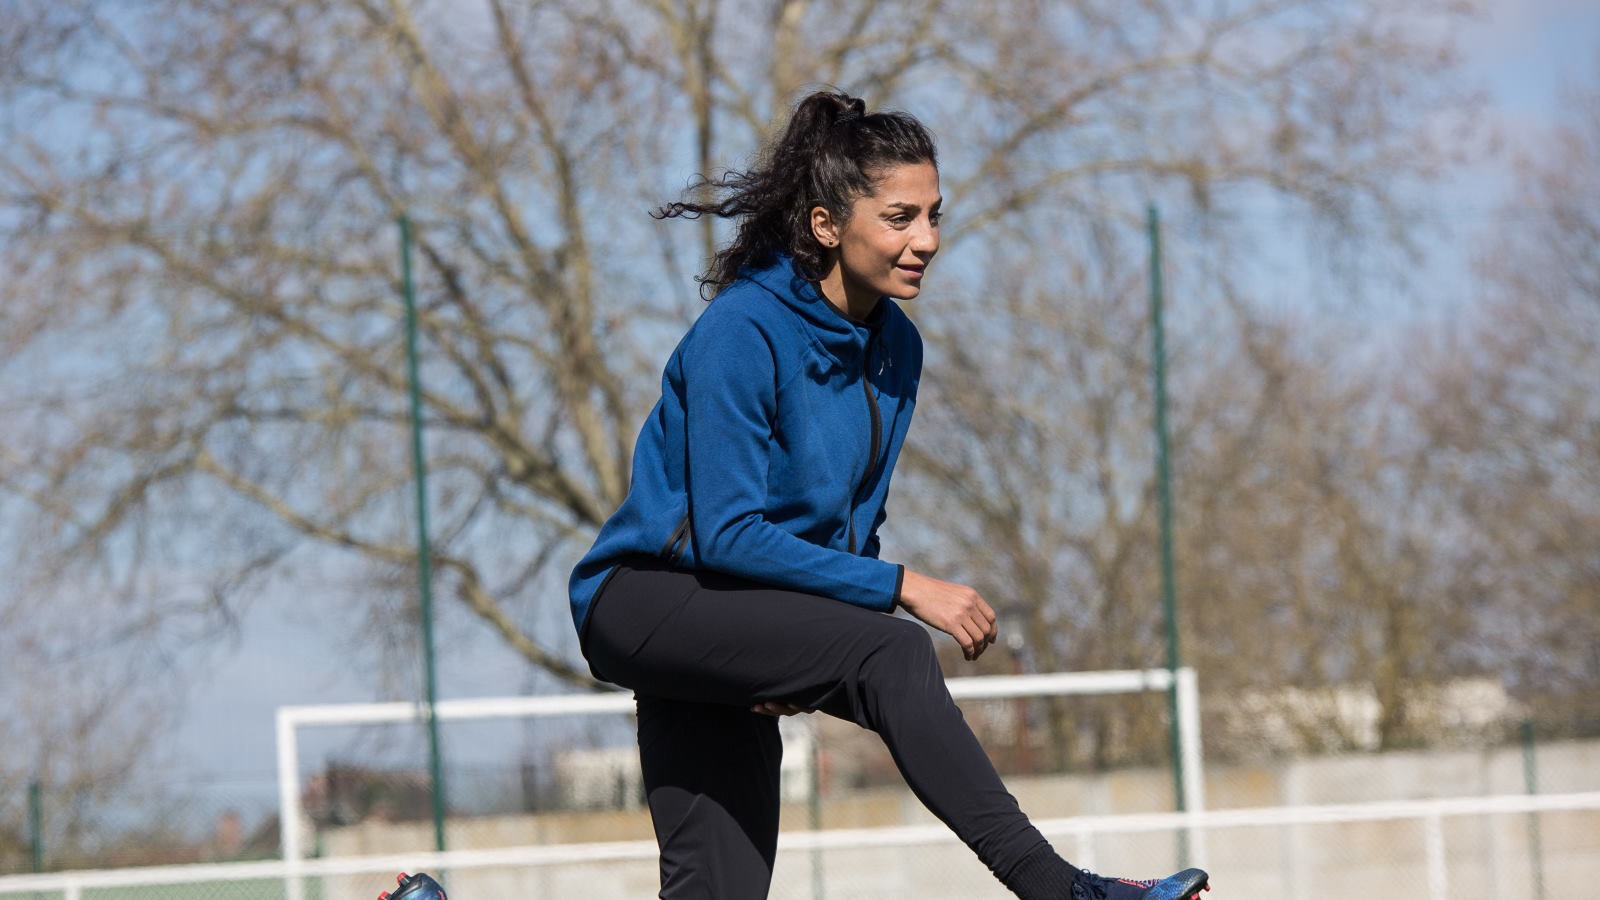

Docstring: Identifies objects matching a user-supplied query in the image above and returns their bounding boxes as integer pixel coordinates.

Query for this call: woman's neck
[817,268,879,322]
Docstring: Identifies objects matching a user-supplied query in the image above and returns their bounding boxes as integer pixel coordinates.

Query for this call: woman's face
[813,160,942,318]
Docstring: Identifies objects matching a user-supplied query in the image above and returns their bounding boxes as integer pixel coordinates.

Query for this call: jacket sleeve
[680,310,900,611]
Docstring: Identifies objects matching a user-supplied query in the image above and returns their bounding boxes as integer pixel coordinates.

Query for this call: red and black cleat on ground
[377,872,447,900]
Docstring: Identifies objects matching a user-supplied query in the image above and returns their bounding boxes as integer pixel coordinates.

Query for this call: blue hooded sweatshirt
[568,254,922,639]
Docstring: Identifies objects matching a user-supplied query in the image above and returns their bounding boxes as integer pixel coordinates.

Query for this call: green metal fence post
[28,778,42,873]
[399,214,448,854]
[1148,205,1188,863]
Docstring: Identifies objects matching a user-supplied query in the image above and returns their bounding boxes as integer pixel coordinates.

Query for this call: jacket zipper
[848,340,883,554]
[660,512,692,564]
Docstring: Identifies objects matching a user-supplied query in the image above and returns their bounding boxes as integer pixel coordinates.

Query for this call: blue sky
[166,0,1600,831]
[1451,0,1597,212]
[1468,0,1596,114]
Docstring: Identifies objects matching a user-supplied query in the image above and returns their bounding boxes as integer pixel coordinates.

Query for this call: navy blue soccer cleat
[1072,866,1210,900]
[377,872,447,900]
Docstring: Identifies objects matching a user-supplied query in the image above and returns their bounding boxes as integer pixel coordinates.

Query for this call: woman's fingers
[971,602,992,633]
[947,608,985,659]
[975,601,998,658]
[966,624,991,660]
[963,605,998,660]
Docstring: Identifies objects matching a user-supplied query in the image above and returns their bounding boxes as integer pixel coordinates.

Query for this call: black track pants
[583,558,1052,899]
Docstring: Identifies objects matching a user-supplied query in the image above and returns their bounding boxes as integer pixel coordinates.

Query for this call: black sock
[1004,843,1082,899]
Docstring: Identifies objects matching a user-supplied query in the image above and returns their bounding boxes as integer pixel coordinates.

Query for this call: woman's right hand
[896,568,998,661]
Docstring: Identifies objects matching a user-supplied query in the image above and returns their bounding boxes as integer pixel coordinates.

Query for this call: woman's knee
[862,616,940,678]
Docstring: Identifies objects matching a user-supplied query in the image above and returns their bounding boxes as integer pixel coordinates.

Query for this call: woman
[568,90,1211,900]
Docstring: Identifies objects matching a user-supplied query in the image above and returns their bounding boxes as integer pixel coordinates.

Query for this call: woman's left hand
[752,701,813,717]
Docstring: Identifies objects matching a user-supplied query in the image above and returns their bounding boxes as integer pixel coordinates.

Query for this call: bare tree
[0,569,185,871]
[1164,70,1600,754]
[1,0,1475,669]
[890,0,1479,763]
[1414,73,1600,730]
[0,0,1491,804]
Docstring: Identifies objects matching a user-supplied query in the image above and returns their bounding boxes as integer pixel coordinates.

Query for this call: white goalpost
[274,668,1205,900]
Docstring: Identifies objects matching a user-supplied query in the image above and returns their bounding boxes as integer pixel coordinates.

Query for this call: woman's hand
[896,568,998,661]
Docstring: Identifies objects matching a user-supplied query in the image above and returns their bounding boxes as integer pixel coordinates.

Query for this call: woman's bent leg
[636,694,783,899]
[585,560,1058,895]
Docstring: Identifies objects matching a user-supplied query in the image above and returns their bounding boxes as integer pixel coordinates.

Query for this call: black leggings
[583,558,1056,899]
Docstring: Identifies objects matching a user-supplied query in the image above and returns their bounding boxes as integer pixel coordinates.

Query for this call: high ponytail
[656,89,938,298]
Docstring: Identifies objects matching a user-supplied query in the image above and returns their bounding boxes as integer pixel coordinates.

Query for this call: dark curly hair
[655,90,938,298]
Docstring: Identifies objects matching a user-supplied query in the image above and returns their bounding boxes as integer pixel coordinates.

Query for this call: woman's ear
[810,205,839,249]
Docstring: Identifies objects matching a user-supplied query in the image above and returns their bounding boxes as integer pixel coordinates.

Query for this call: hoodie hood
[745,254,887,369]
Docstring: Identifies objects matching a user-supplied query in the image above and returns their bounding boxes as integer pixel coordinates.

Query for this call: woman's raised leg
[585,560,1053,893]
